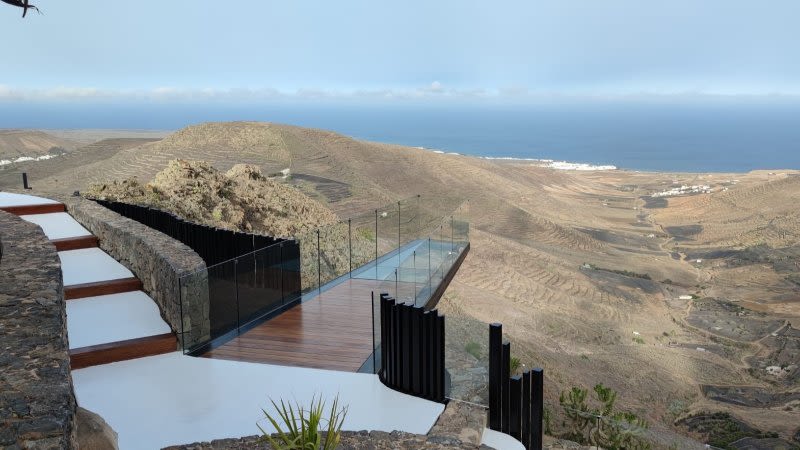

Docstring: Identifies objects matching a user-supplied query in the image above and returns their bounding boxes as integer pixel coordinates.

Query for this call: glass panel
[396,265,417,306]
[350,209,378,279]
[318,220,350,286]
[297,228,320,293]
[443,307,490,405]
[399,195,420,249]
[178,267,211,354]
[453,201,470,251]
[207,258,239,342]
[237,245,284,328]
[281,240,302,303]
[376,202,400,266]
[378,267,398,299]
[178,239,303,354]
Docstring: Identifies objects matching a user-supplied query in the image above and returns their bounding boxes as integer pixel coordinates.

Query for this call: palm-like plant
[258,395,348,450]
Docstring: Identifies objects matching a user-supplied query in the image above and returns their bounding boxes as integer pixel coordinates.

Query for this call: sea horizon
[3,100,800,173]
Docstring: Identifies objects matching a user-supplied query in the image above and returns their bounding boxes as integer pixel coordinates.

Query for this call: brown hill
[20,121,800,446]
[0,129,79,160]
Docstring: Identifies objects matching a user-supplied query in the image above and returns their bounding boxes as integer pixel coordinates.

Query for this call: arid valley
[2,123,798,448]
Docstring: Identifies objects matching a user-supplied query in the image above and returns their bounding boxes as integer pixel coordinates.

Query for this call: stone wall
[163,430,494,450]
[0,211,77,449]
[64,197,210,349]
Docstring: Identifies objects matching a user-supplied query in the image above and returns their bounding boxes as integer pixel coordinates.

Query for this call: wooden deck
[203,244,470,372]
[203,278,386,372]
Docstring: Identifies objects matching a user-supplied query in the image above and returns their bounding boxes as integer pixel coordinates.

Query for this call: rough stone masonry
[0,210,77,449]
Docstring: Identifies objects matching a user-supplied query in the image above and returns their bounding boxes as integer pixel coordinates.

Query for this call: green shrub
[464,341,482,360]
[258,395,347,450]
[559,384,651,450]
[510,356,522,375]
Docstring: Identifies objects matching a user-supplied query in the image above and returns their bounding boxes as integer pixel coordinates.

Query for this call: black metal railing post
[348,218,352,276]
[436,312,445,402]
[489,323,503,430]
[371,291,376,373]
[22,172,31,190]
[532,368,544,450]
[501,341,511,434]
[522,370,532,450]
[510,376,522,440]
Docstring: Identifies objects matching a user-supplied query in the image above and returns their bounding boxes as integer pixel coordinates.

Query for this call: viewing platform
[204,237,470,372]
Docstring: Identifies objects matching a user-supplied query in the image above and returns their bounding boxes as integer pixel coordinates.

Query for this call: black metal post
[501,341,511,434]
[234,258,240,331]
[489,323,503,431]
[436,313,445,402]
[411,306,422,395]
[532,368,544,450]
[401,303,412,392]
[510,376,522,440]
[522,370,532,450]
[422,310,432,399]
[379,293,390,378]
[391,296,401,386]
[371,292,376,374]
[397,201,401,266]
[348,218,352,276]
[279,243,285,304]
[22,172,30,189]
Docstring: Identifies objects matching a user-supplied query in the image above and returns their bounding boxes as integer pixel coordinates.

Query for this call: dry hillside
[0,129,78,160]
[13,122,800,448]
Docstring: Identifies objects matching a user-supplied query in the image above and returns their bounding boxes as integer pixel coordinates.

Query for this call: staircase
[0,192,177,370]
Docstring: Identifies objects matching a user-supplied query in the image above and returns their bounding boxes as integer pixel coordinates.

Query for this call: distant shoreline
[4,125,799,175]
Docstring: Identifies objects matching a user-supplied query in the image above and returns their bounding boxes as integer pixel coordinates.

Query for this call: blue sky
[1,0,799,103]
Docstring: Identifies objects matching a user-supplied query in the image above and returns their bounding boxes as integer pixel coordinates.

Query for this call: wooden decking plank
[65,277,143,300]
[0,203,66,215]
[52,235,98,251]
[204,278,379,371]
[70,333,176,369]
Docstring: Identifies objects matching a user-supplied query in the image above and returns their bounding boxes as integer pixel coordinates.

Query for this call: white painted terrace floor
[1,191,519,450]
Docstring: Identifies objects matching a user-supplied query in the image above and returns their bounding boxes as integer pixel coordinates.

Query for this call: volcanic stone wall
[64,197,209,348]
[0,210,77,448]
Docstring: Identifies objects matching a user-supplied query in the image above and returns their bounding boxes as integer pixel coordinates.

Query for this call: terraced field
[11,122,800,447]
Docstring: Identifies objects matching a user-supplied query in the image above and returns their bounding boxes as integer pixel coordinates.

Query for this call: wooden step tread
[0,203,66,215]
[65,277,143,300]
[70,332,177,370]
[52,235,98,251]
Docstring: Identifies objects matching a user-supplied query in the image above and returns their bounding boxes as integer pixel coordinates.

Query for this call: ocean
[2,100,799,173]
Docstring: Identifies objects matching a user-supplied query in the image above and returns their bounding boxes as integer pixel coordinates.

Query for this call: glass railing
[178,239,302,354]
[179,196,469,359]
[365,201,472,375]
[443,305,490,405]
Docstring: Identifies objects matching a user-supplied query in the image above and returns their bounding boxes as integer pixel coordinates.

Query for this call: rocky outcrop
[0,211,77,449]
[64,196,208,349]
[428,400,487,446]
[75,407,118,450]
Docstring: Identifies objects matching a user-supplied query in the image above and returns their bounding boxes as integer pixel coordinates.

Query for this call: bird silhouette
[1,0,41,17]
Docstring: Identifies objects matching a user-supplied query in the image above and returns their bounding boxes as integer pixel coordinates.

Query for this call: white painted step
[73,352,445,450]
[66,291,172,349]
[21,212,91,240]
[59,247,134,286]
[0,191,60,207]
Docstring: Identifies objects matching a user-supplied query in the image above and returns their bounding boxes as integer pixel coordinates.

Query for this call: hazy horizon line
[2,84,800,105]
